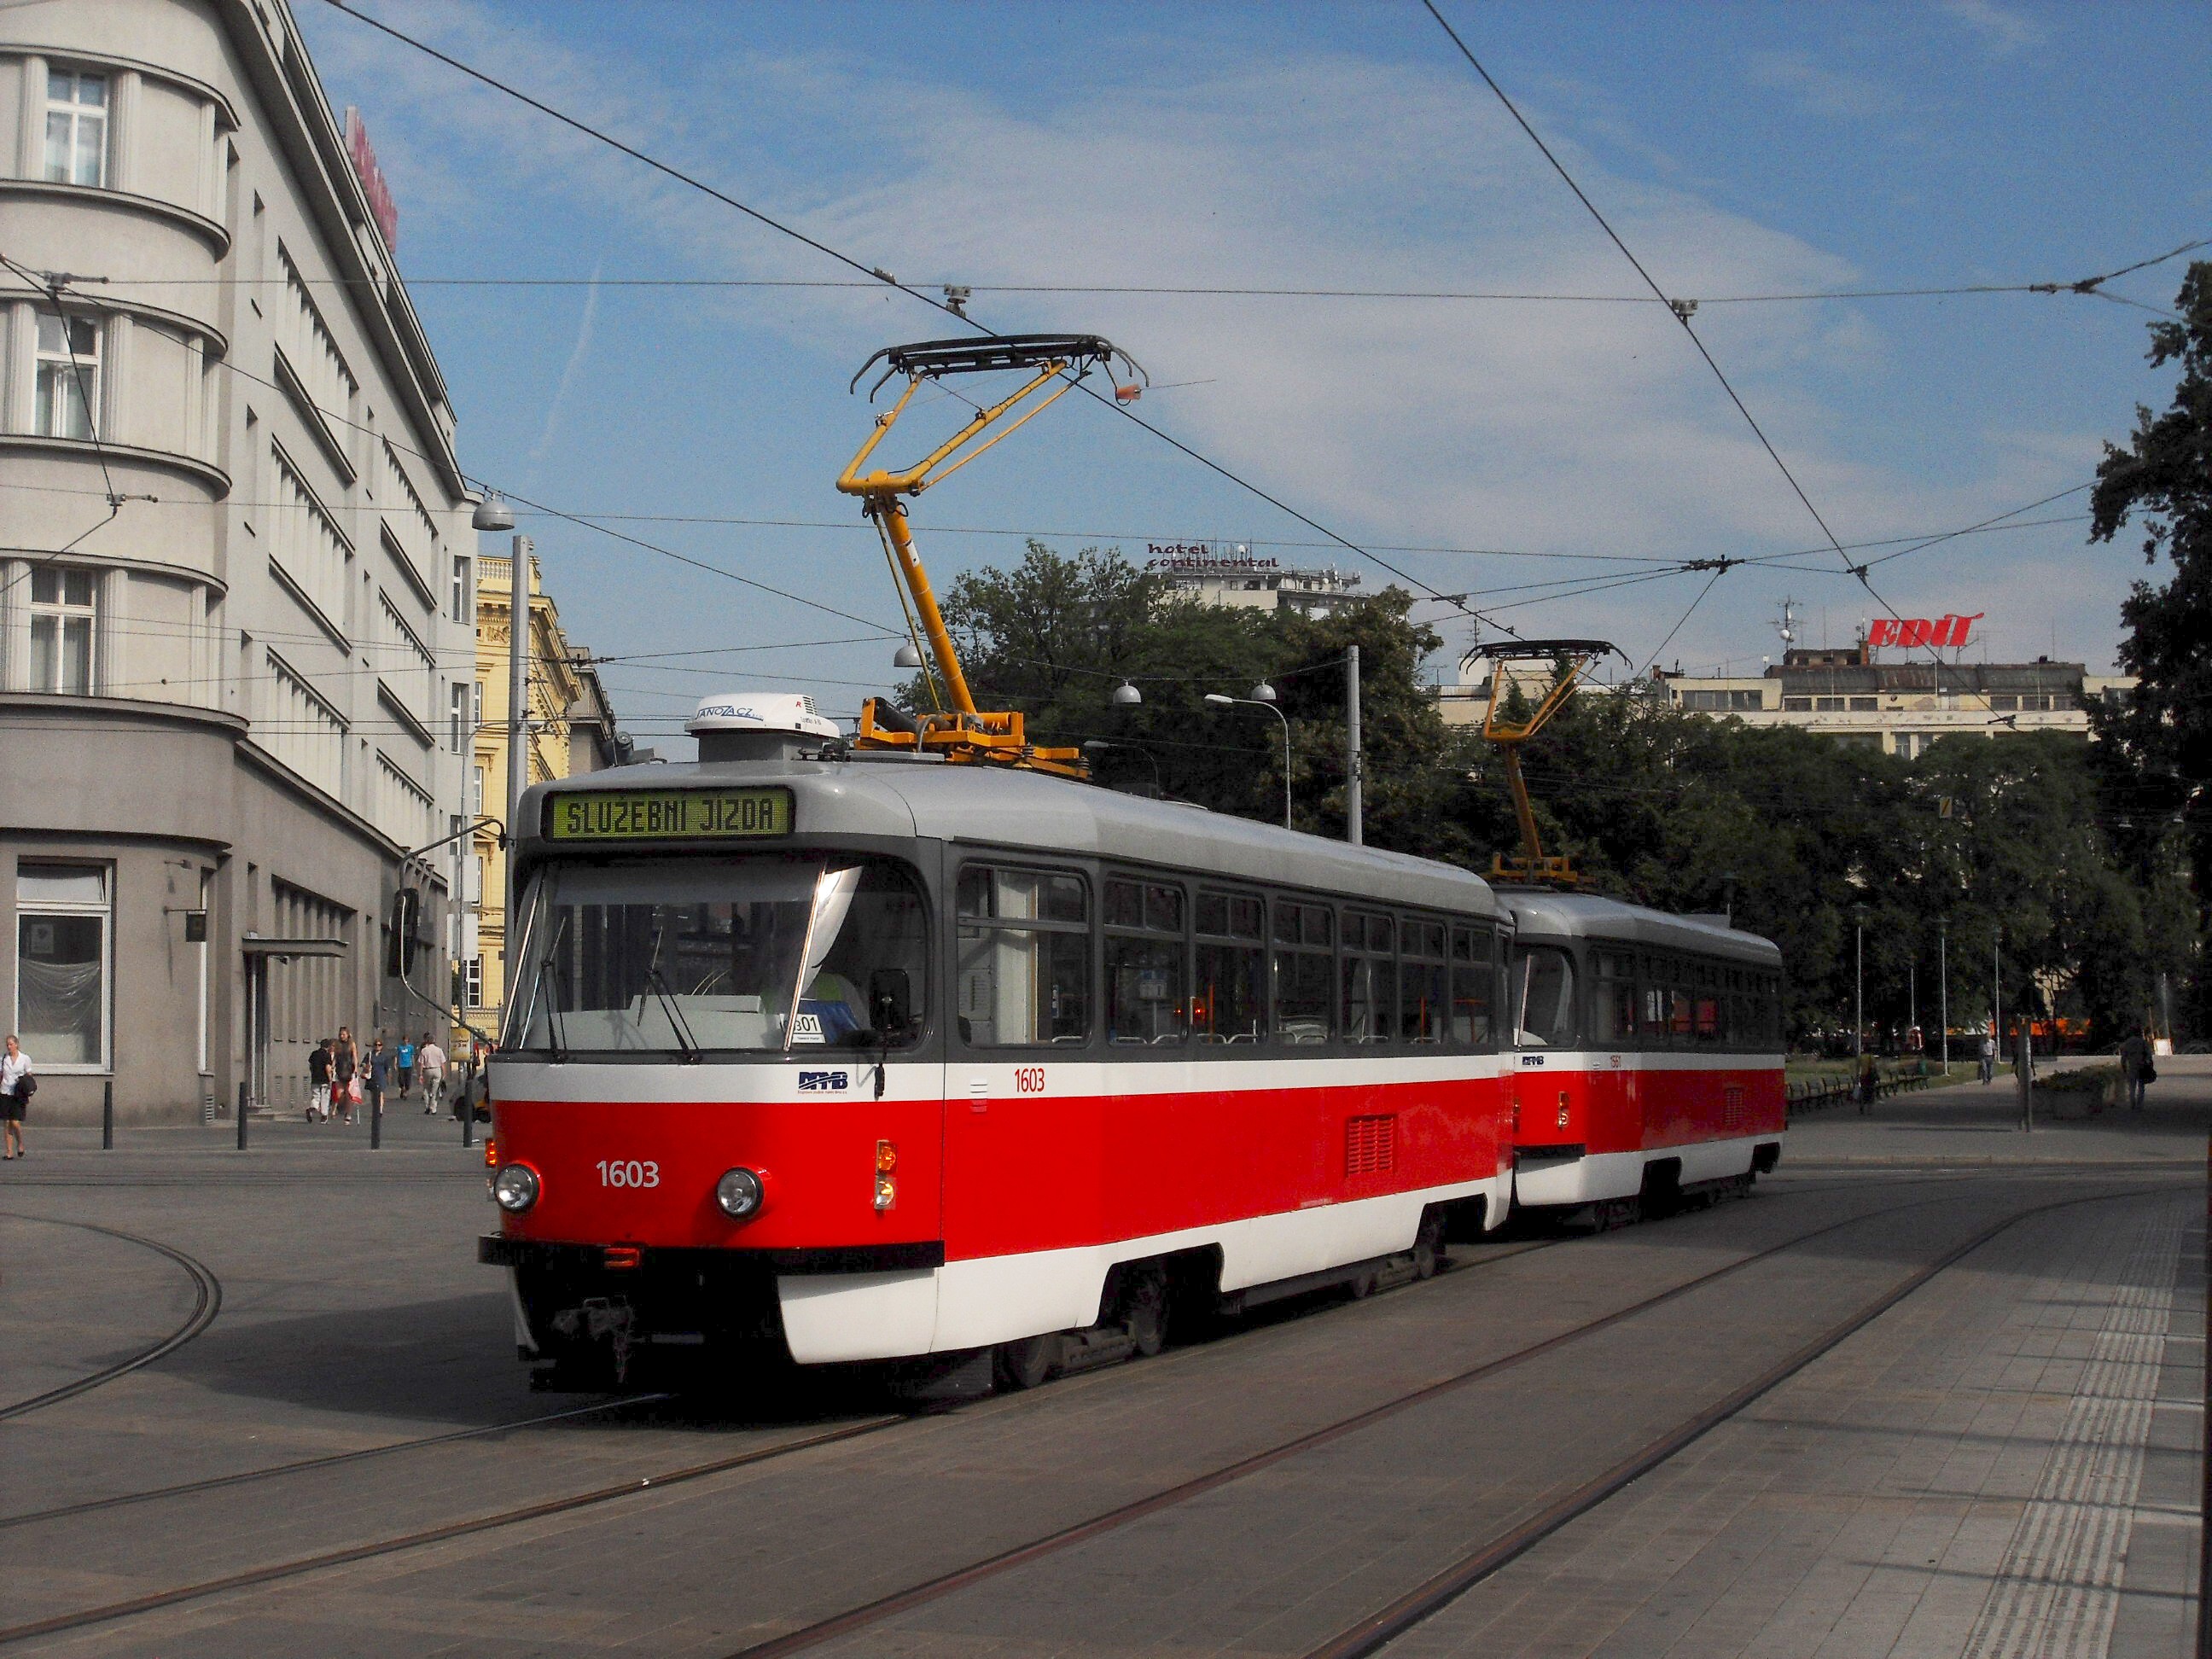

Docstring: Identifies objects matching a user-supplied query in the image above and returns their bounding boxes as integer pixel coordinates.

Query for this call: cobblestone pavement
[0,1066,2200,1657]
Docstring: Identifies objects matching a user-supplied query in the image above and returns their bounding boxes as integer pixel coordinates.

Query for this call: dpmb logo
[798,1071,850,1092]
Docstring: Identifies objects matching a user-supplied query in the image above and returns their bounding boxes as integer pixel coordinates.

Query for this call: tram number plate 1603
[597,1159,661,1188]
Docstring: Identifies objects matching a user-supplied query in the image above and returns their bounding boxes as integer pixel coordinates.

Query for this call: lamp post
[1205,688,1291,830]
[1080,739,1161,798]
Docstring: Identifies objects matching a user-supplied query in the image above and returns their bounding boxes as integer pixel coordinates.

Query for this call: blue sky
[299,0,2209,753]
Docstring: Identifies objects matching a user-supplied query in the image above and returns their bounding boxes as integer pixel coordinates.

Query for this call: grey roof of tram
[1500,887,1782,967]
[521,755,1500,917]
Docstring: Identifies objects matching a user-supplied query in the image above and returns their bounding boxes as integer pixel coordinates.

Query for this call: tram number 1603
[596,1159,661,1189]
[1014,1067,1046,1094]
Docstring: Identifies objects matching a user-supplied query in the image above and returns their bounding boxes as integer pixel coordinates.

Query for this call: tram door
[943,864,1094,1259]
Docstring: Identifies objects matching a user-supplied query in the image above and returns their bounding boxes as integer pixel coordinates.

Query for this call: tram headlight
[716,1167,765,1220]
[492,1163,540,1213]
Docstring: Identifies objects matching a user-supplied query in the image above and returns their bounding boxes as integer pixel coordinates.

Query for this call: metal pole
[1345,644,1362,846]
[102,1079,113,1150]
[1939,926,1949,1071]
[505,534,533,853]
[370,1082,381,1150]
[236,1080,248,1150]
[1854,923,1863,1064]
[2200,1123,2210,1659]
[1994,931,2002,1063]
[462,1081,474,1148]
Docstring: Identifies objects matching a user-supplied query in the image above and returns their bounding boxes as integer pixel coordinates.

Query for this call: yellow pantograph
[1470,638,1619,888]
[836,335,1144,777]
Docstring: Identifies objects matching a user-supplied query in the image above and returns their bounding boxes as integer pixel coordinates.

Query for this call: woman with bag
[333,1026,359,1125]
[2,1034,33,1160]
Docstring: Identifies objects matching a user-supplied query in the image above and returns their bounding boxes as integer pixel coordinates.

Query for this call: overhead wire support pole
[506,534,533,911]
[1345,645,1362,847]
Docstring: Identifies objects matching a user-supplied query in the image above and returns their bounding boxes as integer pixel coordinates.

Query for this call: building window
[450,683,469,753]
[1782,696,1811,712]
[1988,695,2017,712]
[451,556,472,624]
[1848,696,1878,711]
[28,567,98,694]
[44,67,108,186]
[462,957,483,1009]
[15,862,110,1069]
[1815,696,1843,712]
[35,313,101,439]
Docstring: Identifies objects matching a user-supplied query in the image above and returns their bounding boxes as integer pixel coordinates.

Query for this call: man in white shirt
[418,1037,449,1116]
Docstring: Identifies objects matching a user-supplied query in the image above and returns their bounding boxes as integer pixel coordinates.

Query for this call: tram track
[0,1174,2133,1650]
[0,1214,223,1423]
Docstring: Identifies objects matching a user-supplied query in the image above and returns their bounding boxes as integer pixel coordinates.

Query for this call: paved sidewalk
[1782,1055,2209,1170]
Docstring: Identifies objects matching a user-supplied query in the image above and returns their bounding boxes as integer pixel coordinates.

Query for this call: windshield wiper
[521,911,570,1062]
[644,923,702,1063]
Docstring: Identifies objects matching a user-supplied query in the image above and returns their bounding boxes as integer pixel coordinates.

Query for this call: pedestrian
[306,1037,334,1121]
[2,1034,32,1160]
[1856,1053,1878,1115]
[418,1033,448,1116]
[333,1025,359,1124]
[2119,1027,2155,1112]
[395,1034,416,1101]
[1978,1032,1996,1086]
[364,1037,390,1125]
[2014,1020,2037,1131]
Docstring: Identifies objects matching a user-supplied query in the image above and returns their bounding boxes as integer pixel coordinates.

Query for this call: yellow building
[462,551,631,1036]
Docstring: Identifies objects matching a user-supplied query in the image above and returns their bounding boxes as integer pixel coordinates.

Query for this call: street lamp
[1205,692,1291,829]
[893,641,924,669]
[1111,679,1144,707]
[1081,739,1162,798]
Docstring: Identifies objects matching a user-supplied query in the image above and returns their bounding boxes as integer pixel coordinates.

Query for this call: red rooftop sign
[343,108,399,249]
[1870,613,1982,649]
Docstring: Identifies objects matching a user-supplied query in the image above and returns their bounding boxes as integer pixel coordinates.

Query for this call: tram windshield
[507,854,928,1056]
[1512,945,1577,1048]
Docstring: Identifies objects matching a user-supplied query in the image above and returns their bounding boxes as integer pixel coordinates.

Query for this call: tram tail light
[603,1245,642,1271]
[1557,1091,1570,1130]
[875,1138,897,1211]
[876,1138,898,1173]
[484,1138,497,1168]
[875,1177,896,1212]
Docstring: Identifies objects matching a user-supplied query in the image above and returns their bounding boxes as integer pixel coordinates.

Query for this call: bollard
[461,1094,474,1148]
[102,1080,113,1150]
[236,1080,249,1150]
[370,1088,381,1150]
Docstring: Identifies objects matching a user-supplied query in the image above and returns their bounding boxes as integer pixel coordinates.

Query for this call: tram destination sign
[544,788,793,841]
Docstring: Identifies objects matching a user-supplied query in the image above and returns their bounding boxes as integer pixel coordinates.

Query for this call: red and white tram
[480,736,1516,1386]
[1503,890,1786,1224]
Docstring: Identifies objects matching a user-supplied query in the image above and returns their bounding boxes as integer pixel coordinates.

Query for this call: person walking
[333,1026,359,1125]
[418,1034,448,1116]
[1978,1031,1996,1086]
[2119,1028,2155,1111]
[364,1037,391,1126]
[306,1037,334,1121]
[1856,1053,1879,1115]
[2014,1018,2037,1131]
[2,1035,32,1160]
[395,1035,416,1101]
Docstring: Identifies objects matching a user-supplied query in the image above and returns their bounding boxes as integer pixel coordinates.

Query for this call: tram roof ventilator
[688,693,842,763]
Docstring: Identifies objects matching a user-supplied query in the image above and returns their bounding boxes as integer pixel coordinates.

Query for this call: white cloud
[1938,0,2046,55]
[304,3,2101,670]
[1743,50,1894,119]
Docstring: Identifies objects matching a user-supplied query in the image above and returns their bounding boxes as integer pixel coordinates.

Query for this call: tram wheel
[1121,1271,1169,1359]
[992,1333,1061,1391]
[1412,1213,1447,1280]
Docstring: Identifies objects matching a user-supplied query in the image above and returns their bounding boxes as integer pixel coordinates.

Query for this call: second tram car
[480,744,1516,1384]
[1503,890,1786,1223]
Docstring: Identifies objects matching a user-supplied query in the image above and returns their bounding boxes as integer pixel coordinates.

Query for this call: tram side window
[1398,917,1447,1044]
[956,864,1090,1047]
[1342,910,1396,1044]
[1693,959,1723,1045]
[1272,899,1334,1045]
[1195,890,1266,1043]
[1512,945,1578,1047]
[1105,877,1188,1045]
[1592,951,1637,1045]
[1451,923,1494,1049]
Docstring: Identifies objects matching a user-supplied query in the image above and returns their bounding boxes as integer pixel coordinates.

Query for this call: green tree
[2089,259,2212,1024]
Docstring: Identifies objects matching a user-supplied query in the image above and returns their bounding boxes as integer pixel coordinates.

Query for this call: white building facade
[0,0,477,1121]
